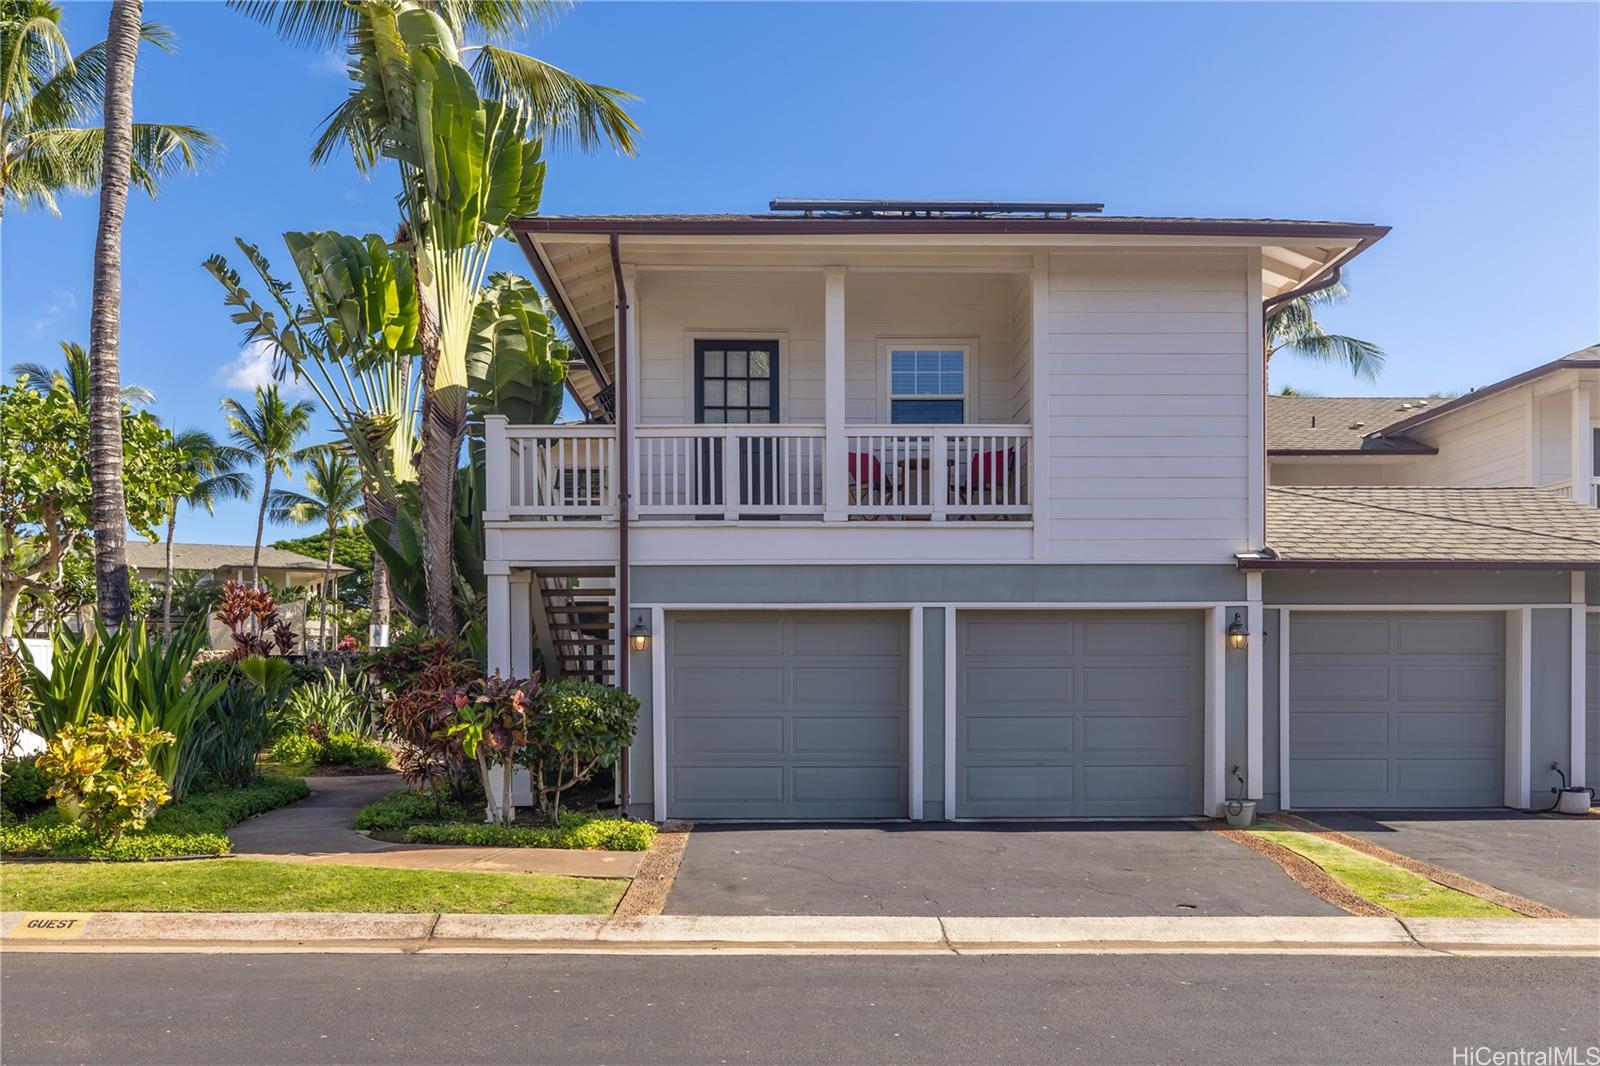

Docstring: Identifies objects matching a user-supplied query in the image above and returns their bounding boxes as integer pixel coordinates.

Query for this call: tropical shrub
[527,679,639,820]
[320,732,390,769]
[2,774,308,860]
[1,756,48,818]
[0,643,34,762]
[214,581,296,659]
[351,789,473,833]
[189,679,274,789]
[443,674,540,825]
[277,668,375,738]
[21,620,226,800]
[269,732,322,766]
[35,719,174,841]
[368,636,477,799]
[405,813,654,852]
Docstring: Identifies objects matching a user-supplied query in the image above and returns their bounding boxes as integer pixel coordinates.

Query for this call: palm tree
[0,0,216,218]
[267,446,362,650]
[13,339,153,407]
[85,0,143,629]
[228,0,637,167]
[222,384,314,585]
[1266,281,1386,382]
[160,428,252,635]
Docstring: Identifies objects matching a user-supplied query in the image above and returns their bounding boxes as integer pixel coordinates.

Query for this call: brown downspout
[609,232,633,817]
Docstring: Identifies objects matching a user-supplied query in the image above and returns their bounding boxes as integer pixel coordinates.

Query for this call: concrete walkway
[227,776,642,880]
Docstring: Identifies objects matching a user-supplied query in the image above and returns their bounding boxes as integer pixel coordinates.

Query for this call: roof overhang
[1377,349,1600,437]
[1235,553,1600,572]
[513,214,1389,419]
[1268,447,1438,459]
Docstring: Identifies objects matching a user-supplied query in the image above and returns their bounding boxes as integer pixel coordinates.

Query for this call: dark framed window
[695,340,778,424]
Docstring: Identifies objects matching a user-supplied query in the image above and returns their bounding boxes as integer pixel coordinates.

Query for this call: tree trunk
[87,0,142,630]
[160,506,176,637]
[414,287,463,639]
[0,579,22,639]
[363,488,393,645]
[321,520,336,651]
[252,464,272,587]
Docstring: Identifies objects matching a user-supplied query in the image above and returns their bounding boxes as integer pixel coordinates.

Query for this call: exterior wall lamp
[1226,612,1249,651]
[630,617,651,653]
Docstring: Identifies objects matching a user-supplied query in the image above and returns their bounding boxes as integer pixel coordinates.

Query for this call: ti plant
[442,674,540,825]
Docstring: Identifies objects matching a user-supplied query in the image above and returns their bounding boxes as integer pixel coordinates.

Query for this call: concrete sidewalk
[4,911,1596,957]
[227,775,641,879]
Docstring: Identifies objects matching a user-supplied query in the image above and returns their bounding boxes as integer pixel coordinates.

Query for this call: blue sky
[3,1,1596,546]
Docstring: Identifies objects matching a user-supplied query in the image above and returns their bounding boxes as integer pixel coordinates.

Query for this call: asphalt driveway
[663,821,1341,917]
[1307,811,1600,918]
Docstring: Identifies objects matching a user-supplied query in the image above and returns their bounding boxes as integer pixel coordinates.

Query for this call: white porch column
[1505,607,1533,809]
[1245,572,1264,799]
[509,573,533,678]
[823,267,848,521]
[484,414,509,521]
[1029,253,1050,558]
[486,567,512,677]
[1573,573,1589,788]
[1573,384,1593,506]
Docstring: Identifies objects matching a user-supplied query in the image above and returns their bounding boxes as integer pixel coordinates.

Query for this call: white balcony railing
[485,417,1030,523]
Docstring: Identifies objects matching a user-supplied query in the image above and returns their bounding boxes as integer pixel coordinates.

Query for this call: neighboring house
[481,200,1600,821]
[126,541,353,651]
[1269,345,1600,504]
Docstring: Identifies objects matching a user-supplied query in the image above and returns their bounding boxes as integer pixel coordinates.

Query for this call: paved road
[5,953,1595,1064]
[667,821,1341,916]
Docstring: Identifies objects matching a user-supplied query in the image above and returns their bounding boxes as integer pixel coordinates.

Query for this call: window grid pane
[889,347,965,399]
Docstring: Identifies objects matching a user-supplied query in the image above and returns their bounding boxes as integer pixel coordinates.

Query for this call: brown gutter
[1236,557,1600,572]
[514,229,613,423]
[514,217,1390,241]
[1268,446,1438,457]
[609,232,632,817]
[1261,233,1384,315]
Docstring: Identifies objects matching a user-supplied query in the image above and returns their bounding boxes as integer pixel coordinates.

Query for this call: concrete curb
[4,911,1596,956]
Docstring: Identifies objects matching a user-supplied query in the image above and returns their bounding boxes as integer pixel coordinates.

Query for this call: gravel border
[1272,813,1571,919]
[612,822,691,918]
[1203,820,1388,916]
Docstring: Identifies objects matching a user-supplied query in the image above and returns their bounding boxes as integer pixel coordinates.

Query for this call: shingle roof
[1266,396,1439,453]
[1250,487,1600,569]
[125,542,352,576]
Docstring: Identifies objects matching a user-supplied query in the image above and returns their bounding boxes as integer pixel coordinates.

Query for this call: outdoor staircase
[532,569,617,682]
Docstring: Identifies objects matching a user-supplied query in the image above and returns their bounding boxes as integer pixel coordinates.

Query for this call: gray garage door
[1587,615,1598,790]
[665,612,907,819]
[956,611,1204,818]
[1290,612,1504,808]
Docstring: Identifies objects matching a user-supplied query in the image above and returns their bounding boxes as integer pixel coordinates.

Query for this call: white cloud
[27,289,76,336]
[212,339,310,396]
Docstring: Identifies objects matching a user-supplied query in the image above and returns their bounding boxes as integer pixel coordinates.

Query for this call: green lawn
[1249,824,1520,919]
[0,859,626,915]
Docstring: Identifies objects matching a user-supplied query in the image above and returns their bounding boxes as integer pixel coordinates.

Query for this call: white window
[887,346,966,425]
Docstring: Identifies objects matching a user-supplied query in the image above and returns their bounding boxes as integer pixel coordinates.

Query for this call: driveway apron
[664,821,1342,917]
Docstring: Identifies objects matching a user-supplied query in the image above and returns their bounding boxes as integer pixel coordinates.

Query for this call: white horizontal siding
[1043,251,1250,564]
[1536,391,1572,484]
[1412,390,1530,485]
[635,270,1022,426]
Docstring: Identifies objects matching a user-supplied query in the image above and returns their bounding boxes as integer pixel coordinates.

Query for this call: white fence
[486,418,1029,522]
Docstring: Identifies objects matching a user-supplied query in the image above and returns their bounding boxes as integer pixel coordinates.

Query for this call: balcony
[485,418,1031,524]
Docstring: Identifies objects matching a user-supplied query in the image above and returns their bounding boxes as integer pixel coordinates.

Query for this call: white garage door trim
[1278,604,1532,811]
[648,604,925,821]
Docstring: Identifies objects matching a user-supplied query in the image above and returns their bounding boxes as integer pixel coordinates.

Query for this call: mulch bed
[612,822,692,918]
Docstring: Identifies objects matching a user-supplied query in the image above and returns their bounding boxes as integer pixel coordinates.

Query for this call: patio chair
[847,451,894,510]
[966,447,1018,512]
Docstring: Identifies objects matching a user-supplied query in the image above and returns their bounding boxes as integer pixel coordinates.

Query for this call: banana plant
[340,2,550,637]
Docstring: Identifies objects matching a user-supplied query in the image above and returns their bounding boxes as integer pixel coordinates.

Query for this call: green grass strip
[0,859,626,915]
[1249,823,1520,919]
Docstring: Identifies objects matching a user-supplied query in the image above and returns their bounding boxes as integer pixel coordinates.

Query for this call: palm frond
[1279,333,1386,382]
[229,0,568,50]
[471,44,638,156]
[9,122,218,202]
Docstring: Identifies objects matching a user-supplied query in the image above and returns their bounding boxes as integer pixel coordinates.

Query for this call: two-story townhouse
[483,200,1600,822]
